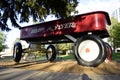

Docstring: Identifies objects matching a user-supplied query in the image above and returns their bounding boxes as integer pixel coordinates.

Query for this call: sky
[5,0,120,49]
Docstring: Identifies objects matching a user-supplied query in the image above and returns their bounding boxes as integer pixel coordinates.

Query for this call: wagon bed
[20,11,111,44]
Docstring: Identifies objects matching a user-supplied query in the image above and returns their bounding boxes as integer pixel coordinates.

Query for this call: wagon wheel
[46,45,57,62]
[13,42,23,63]
[74,35,107,67]
[105,43,113,62]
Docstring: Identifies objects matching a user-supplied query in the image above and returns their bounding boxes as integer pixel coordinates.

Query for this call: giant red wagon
[13,11,112,67]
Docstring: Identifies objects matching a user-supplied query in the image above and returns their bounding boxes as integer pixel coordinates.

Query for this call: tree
[112,22,120,50]
[56,43,73,54]
[108,17,120,51]
[14,38,20,44]
[0,0,78,31]
[0,31,6,52]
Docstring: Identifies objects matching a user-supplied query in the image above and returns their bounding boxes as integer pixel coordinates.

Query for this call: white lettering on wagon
[31,27,45,34]
[47,22,76,31]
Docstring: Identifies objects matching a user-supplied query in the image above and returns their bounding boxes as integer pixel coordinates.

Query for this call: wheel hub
[85,48,90,53]
[78,40,100,62]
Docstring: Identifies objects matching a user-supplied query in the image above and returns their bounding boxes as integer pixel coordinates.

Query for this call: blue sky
[5,0,120,49]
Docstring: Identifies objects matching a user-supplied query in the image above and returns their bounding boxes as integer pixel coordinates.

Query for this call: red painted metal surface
[20,11,111,42]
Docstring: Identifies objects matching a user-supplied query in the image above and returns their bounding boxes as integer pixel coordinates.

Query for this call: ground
[0,57,120,75]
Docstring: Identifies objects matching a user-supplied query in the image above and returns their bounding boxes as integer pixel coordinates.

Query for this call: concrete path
[0,67,120,80]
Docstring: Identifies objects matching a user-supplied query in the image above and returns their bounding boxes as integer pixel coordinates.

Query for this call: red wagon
[13,11,112,67]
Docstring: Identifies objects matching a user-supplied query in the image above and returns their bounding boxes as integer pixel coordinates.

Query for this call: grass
[0,56,13,61]
[1,53,119,62]
[59,54,75,60]
[34,54,75,61]
[111,53,120,61]
[59,53,120,61]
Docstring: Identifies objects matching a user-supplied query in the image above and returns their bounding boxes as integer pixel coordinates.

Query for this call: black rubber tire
[13,42,22,63]
[74,35,107,67]
[46,45,57,61]
[105,43,113,61]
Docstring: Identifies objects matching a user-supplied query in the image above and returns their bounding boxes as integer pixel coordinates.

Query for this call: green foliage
[112,23,120,41]
[0,31,6,52]
[111,53,120,61]
[15,38,20,42]
[13,38,20,44]
[0,0,78,31]
[108,17,120,50]
[56,43,73,52]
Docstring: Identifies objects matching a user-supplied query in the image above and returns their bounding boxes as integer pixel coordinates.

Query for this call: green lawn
[34,54,75,61]
[59,54,75,60]
[1,53,119,62]
[36,53,120,61]
[59,53,120,61]
[111,53,120,61]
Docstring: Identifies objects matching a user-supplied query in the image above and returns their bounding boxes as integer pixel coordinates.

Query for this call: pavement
[0,66,120,80]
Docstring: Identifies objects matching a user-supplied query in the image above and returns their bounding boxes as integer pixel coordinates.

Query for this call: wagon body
[20,11,111,44]
[13,11,112,67]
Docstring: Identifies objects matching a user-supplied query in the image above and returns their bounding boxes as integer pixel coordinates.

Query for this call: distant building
[112,8,120,22]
